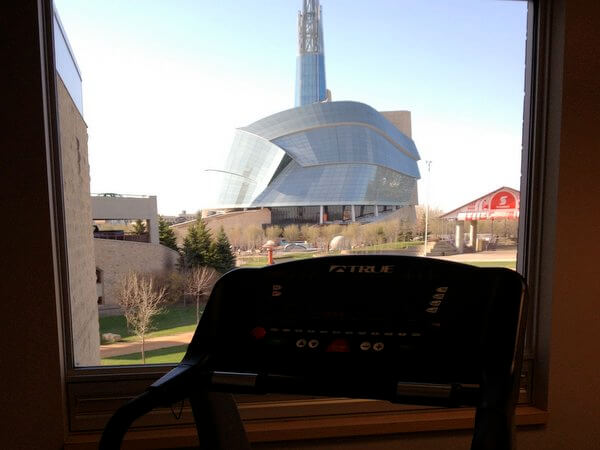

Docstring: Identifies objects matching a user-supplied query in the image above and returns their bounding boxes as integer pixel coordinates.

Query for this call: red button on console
[250,326,267,340]
[326,338,350,353]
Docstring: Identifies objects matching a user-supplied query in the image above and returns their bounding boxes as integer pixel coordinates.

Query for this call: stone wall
[380,110,412,138]
[171,208,272,246]
[94,239,180,315]
[58,77,100,366]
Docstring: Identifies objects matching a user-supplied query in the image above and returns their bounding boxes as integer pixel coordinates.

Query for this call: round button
[250,326,267,340]
[359,341,371,351]
[308,339,319,349]
[373,342,384,352]
[296,338,307,348]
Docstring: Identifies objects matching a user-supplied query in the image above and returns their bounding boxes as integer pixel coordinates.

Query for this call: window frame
[35,0,558,445]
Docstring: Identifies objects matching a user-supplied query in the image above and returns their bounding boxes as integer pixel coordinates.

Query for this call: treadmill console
[185,255,525,404]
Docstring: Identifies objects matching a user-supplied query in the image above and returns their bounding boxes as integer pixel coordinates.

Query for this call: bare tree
[300,225,320,247]
[283,224,301,242]
[342,223,361,248]
[319,224,342,252]
[153,269,185,305]
[243,225,265,250]
[360,223,386,248]
[265,225,283,242]
[382,219,401,245]
[118,271,167,364]
[184,266,219,324]
[227,226,243,250]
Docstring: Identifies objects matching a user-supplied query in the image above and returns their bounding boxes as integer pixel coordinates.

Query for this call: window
[4,0,562,447]
[56,0,529,368]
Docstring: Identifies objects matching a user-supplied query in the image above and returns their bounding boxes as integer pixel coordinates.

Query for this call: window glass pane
[54,0,527,367]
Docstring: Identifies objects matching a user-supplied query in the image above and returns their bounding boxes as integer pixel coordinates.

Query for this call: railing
[91,193,152,199]
[94,231,150,243]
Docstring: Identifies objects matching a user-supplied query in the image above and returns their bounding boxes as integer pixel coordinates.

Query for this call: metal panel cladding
[206,101,420,209]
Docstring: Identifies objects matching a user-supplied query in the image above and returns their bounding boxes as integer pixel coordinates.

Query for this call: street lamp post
[423,160,432,257]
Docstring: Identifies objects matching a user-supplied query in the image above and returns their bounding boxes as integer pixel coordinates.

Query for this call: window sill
[64,405,548,449]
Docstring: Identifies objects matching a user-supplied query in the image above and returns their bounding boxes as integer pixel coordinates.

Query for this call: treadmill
[100,255,528,450]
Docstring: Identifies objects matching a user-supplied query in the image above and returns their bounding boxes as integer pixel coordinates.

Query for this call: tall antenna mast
[295,0,327,106]
[298,0,323,54]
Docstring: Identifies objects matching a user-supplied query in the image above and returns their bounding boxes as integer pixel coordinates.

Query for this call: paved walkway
[100,331,195,358]
[433,248,517,262]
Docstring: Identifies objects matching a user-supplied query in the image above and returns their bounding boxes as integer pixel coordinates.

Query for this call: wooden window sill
[64,405,548,449]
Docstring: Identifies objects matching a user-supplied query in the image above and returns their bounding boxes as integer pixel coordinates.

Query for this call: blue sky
[55,0,528,215]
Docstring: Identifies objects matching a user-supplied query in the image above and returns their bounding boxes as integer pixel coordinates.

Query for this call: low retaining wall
[95,239,179,315]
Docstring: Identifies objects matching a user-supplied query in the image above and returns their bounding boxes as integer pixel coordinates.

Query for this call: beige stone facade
[58,77,100,366]
[171,208,271,246]
[380,110,412,138]
[95,239,180,315]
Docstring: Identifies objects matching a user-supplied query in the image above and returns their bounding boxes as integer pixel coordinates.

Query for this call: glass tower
[206,0,420,224]
[295,0,327,106]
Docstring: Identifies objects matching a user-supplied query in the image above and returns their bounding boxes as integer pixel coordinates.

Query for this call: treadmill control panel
[185,255,525,401]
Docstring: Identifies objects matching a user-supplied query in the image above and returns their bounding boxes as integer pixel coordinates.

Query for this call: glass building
[206,0,420,224]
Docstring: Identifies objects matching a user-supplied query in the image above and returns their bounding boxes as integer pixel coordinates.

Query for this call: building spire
[295,0,327,106]
[298,0,323,54]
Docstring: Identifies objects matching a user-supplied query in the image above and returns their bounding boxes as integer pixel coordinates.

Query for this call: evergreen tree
[181,218,212,268]
[210,226,235,273]
[158,216,178,251]
[132,219,146,235]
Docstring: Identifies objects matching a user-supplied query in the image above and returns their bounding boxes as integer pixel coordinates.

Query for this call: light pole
[423,160,432,257]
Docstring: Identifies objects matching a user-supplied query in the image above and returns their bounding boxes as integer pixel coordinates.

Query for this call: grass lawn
[101,344,187,365]
[350,241,423,252]
[276,252,318,260]
[238,257,268,267]
[99,305,199,343]
[238,245,427,267]
[238,251,318,267]
[462,260,517,270]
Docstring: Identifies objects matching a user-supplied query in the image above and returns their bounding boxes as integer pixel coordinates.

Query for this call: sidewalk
[100,331,194,358]
[433,248,517,262]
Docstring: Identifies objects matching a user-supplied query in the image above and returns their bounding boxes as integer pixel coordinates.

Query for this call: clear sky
[54,0,528,215]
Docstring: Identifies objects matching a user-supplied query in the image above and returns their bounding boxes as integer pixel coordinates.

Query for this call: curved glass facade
[273,124,420,177]
[254,160,418,207]
[242,101,420,160]
[222,130,285,184]
[206,100,420,211]
[205,0,420,220]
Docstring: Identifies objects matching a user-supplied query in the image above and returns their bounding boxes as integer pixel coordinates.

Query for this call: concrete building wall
[57,77,100,366]
[171,208,272,246]
[91,195,160,244]
[380,110,412,138]
[94,239,180,314]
